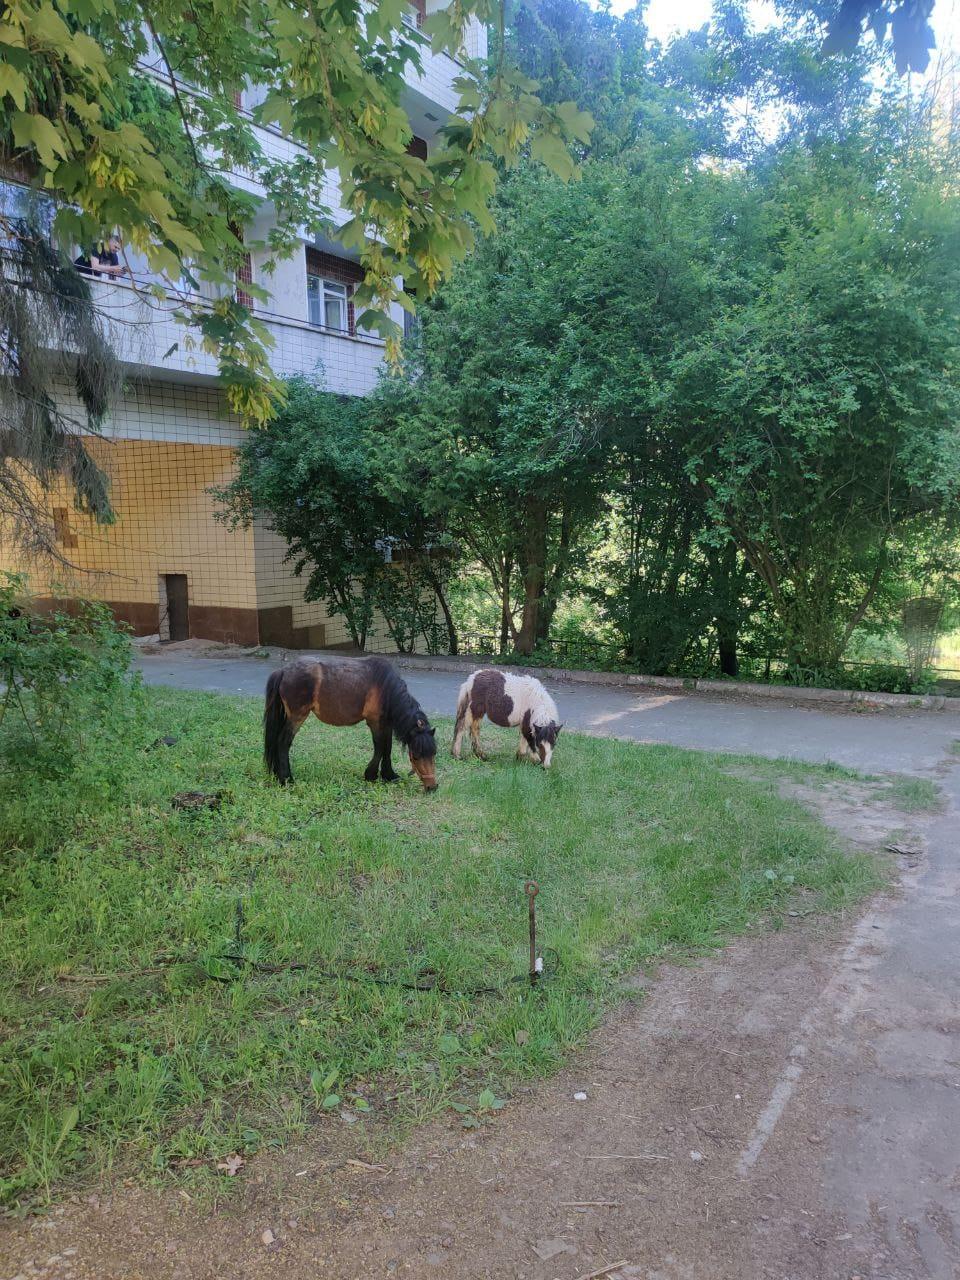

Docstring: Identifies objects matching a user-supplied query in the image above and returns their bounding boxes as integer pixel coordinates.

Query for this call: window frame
[307,274,350,332]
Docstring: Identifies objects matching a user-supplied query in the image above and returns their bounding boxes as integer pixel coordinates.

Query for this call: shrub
[780,661,935,695]
[0,574,142,849]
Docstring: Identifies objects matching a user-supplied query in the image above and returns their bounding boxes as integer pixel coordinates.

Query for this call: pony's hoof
[381,772,400,783]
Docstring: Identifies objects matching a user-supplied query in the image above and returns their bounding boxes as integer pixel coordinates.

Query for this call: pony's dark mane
[365,657,436,757]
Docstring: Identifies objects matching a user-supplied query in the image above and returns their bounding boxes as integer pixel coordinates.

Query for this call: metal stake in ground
[525,880,540,986]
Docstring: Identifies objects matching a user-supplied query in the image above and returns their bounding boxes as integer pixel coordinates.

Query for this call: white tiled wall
[89,277,387,396]
[74,377,246,447]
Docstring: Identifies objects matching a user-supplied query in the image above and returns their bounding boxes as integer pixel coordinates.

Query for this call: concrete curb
[382,652,960,714]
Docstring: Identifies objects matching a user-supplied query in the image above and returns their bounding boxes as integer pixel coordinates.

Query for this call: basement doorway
[159,574,189,642]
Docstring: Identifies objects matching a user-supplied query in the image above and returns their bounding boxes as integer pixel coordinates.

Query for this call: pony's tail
[264,670,291,783]
[452,681,470,754]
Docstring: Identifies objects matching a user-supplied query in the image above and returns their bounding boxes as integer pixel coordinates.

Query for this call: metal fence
[345,625,960,692]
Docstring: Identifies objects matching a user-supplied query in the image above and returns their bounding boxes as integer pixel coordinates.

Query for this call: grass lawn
[0,685,880,1209]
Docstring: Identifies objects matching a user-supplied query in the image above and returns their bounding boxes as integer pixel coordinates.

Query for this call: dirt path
[4,769,958,1280]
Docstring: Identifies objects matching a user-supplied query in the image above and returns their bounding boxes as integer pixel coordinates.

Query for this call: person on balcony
[74,236,128,279]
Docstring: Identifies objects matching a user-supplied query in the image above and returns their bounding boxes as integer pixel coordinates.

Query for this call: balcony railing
[86,273,386,395]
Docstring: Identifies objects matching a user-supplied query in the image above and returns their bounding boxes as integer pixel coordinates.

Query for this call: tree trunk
[514,499,548,655]
[499,555,513,654]
[425,566,458,654]
[717,624,739,678]
[537,507,573,647]
[712,540,740,678]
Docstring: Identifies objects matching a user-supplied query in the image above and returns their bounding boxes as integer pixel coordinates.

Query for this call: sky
[614,0,959,65]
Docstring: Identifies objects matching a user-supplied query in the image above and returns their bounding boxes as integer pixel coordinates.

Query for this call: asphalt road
[134,649,960,775]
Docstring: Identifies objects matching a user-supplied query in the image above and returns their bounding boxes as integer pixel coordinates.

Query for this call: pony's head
[533,720,563,768]
[408,718,438,791]
[369,658,439,793]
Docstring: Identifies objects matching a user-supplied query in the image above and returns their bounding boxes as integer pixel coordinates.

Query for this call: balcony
[139,9,486,184]
[89,274,386,398]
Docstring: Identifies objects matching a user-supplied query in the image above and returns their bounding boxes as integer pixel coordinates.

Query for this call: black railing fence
[327,623,960,692]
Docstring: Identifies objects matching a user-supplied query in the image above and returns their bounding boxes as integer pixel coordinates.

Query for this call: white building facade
[8,9,485,647]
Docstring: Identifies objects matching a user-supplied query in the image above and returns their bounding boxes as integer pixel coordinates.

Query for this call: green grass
[0,686,880,1209]
[883,774,943,812]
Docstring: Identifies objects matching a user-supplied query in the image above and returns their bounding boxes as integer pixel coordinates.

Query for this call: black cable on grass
[52,880,560,999]
[214,875,560,996]
[52,947,562,997]
[205,947,561,996]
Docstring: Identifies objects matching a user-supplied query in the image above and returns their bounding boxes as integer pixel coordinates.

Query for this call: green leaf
[258,93,294,133]
[555,100,595,143]
[12,112,68,169]
[530,130,576,181]
[356,308,400,340]
[321,1093,341,1109]
[28,3,72,48]
[438,1033,461,1054]
[310,1067,339,1093]
[51,1105,80,1156]
[0,63,28,110]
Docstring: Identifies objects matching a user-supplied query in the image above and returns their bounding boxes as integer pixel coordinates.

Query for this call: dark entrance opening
[163,574,189,642]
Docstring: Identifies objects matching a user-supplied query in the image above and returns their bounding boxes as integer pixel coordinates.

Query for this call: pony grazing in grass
[452,669,563,768]
[264,657,438,791]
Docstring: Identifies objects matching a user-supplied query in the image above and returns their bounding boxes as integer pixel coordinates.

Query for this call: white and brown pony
[452,669,563,768]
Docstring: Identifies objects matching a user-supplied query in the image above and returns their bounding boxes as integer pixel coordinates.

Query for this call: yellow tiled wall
[6,438,257,612]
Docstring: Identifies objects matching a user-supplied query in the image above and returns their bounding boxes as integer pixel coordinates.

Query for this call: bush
[777,661,934,695]
[0,575,143,849]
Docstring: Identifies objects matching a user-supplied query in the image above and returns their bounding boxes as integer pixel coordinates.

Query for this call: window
[305,248,363,334]
[402,0,425,27]
[229,221,254,308]
[307,276,348,331]
[235,252,254,308]
[52,507,78,550]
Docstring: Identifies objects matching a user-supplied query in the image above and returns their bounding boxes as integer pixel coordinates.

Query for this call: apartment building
[5,6,485,648]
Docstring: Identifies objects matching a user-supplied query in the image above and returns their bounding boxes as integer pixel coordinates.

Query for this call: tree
[664,107,960,670]
[0,0,592,423]
[0,212,120,559]
[215,377,456,652]
[380,163,640,654]
[508,0,651,156]
[822,0,936,73]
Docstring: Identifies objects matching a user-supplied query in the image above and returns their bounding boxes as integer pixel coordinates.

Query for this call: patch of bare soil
[134,638,275,660]
[0,789,940,1280]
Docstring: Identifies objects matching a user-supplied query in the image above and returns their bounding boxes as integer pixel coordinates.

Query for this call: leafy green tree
[0,0,592,422]
[508,0,650,156]
[215,377,456,652]
[383,163,642,653]
[664,108,960,670]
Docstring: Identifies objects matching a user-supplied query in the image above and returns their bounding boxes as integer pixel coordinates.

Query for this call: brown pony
[264,657,438,791]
